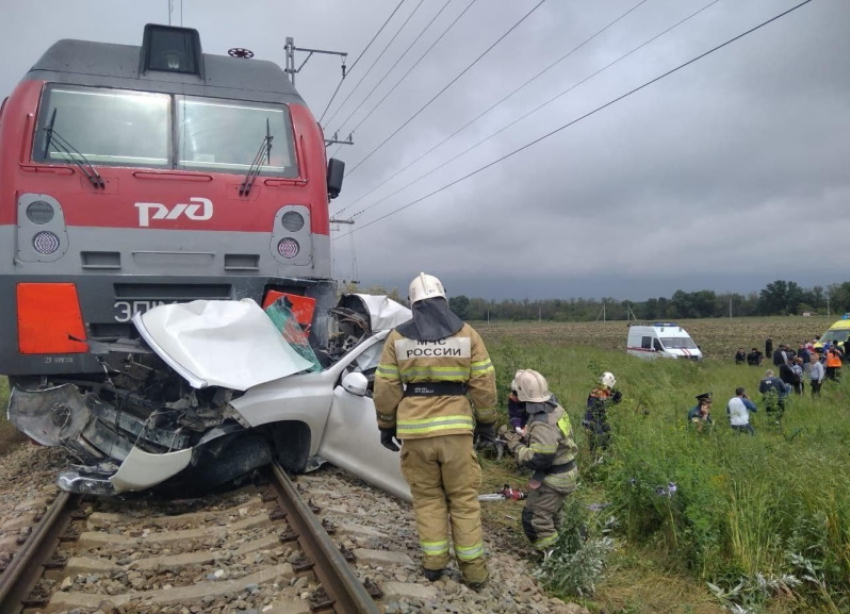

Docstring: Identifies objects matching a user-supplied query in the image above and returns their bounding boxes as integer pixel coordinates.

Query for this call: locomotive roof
[25,39,306,106]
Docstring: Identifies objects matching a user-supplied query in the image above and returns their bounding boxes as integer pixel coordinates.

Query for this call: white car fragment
[134,298,314,390]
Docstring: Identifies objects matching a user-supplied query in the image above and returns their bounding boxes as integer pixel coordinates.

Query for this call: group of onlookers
[735,337,845,396]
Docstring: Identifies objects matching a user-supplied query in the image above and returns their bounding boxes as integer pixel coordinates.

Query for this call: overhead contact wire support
[334,0,818,240]
[343,0,550,179]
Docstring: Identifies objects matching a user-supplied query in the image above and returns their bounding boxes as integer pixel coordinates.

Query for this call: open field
[475,315,838,360]
[479,318,850,614]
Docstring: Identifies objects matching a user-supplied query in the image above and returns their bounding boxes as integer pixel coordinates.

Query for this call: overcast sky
[1,0,846,300]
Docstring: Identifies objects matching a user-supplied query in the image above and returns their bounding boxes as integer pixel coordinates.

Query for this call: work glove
[474,422,496,449]
[379,426,401,452]
[612,390,623,403]
[502,430,522,453]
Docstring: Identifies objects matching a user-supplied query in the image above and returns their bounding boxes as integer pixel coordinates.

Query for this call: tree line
[349,280,850,322]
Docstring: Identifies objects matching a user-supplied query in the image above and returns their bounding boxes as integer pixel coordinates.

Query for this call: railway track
[0,463,380,614]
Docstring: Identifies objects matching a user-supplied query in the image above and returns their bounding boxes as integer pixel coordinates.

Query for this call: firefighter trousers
[399,434,488,584]
[521,482,567,550]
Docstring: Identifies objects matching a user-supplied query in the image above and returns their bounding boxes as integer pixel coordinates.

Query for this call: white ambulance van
[626,322,703,360]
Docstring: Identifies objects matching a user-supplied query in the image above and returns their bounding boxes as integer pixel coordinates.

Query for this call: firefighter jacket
[374,323,497,439]
[511,402,578,494]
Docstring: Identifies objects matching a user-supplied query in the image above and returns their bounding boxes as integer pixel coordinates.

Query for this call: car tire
[192,434,273,489]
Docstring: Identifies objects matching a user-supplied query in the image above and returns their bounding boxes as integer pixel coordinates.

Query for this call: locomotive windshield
[34,85,298,177]
[34,86,170,167]
[176,97,297,177]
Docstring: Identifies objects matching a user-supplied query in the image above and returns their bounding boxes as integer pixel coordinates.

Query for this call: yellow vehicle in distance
[815,316,850,349]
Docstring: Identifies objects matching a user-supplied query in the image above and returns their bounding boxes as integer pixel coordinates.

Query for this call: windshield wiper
[239,118,273,197]
[42,110,105,189]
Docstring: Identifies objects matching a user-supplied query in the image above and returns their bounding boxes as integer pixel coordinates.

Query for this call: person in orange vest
[825,343,843,381]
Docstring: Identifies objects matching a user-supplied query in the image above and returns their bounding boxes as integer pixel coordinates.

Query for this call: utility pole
[827,296,831,316]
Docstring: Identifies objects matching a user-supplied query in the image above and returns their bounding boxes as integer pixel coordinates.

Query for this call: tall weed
[486,340,850,609]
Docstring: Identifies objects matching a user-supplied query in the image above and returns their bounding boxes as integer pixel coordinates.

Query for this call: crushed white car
[8,295,412,501]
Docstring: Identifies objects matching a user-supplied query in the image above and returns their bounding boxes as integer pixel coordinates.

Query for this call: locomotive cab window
[176,97,298,177]
[34,85,170,167]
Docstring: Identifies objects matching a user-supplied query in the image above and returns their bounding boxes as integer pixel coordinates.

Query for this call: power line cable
[327,0,456,161]
[348,0,721,220]
[327,0,455,136]
[323,0,428,129]
[334,0,817,240]
[344,0,549,179]
[337,0,650,216]
[319,0,409,123]
[330,0,479,163]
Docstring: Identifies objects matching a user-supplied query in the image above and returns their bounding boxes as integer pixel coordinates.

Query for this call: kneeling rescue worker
[500,369,578,553]
[374,273,497,588]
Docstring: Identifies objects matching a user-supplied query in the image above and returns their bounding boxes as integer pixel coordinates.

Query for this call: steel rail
[0,491,75,614]
[270,462,380,614]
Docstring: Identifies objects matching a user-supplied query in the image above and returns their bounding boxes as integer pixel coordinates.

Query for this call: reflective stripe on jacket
[374,323,497,439]
[513,403,578,493]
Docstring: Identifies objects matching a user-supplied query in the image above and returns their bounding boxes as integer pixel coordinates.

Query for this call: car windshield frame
[660,336,698,350]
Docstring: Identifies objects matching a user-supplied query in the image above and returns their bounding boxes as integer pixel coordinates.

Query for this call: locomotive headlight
[277,238,300,259]
[33,231,61,255]
[281,211,304,232]
[26,201,55,225]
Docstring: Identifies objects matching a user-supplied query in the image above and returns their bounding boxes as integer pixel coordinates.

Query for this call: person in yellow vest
[374,273,496,588]
[499,369,578,554]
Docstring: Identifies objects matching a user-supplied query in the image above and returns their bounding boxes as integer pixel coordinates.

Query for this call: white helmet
[408,272,446,305]
[514,369,551,403]
[510,378,518,394]
[600,372,616,388]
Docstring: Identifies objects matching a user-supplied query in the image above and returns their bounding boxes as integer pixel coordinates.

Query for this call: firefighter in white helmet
[500,369,578,552]
[374,273,496,587]
[583,371,622,453]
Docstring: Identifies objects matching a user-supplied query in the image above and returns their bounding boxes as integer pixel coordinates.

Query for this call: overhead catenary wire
[330,0,479,163]
[333,0,817,240]
[319,0,410,123]
[336,0,651,216]
[346,0,722,221]
[343,0,549,179]
[327,0,461,160]
[323,0,428,129]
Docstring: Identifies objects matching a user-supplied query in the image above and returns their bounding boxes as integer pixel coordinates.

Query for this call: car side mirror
[341,371,368,397]
[327,158,345,200]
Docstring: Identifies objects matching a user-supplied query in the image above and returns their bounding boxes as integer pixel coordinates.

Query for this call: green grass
[481,327,850,613]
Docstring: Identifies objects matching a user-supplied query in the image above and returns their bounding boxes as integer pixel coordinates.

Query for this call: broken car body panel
[134,299,314,390]
[9,295,413,500]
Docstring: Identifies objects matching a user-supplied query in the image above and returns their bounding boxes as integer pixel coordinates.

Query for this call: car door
[316,332,412,502]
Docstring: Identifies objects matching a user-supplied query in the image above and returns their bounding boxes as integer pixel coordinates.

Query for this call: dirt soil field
[475,315,837,360]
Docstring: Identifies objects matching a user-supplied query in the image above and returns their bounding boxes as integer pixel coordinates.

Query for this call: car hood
[133,299,315,391]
